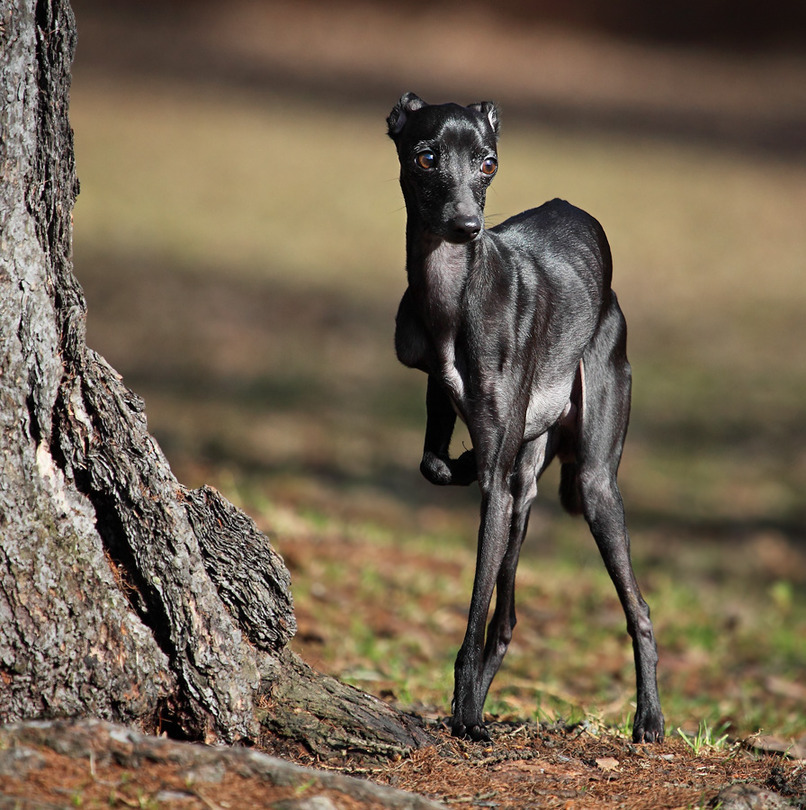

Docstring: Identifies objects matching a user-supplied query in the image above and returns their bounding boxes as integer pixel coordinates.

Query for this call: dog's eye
[415,151,436,170]
[480,157,498,176]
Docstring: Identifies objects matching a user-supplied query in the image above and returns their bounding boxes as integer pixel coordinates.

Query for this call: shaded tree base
[261,649,435,760]
[0,718,444,809]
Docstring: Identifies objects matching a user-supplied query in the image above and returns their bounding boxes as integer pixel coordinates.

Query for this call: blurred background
[69,0,806,738]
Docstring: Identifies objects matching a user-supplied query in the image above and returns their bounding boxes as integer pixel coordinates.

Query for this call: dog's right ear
[387,92,427,139]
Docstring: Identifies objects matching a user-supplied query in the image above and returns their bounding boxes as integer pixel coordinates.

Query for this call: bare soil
[1,717,804,809]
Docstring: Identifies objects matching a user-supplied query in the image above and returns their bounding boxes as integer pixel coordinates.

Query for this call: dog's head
[387,92,500,244]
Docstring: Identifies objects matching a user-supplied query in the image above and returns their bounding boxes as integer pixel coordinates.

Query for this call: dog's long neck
[405,224,480,334]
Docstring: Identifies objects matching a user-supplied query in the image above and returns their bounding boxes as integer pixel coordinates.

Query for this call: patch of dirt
[2,719,805,810]
[371,721,806,808]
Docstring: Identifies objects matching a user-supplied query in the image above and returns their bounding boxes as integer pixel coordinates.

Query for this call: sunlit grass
[677,721,733,756]
[231,493,806,740]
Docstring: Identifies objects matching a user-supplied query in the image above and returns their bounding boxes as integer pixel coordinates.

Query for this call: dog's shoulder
[493,199,607,260]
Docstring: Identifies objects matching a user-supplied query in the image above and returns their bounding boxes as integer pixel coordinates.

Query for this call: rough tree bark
[0,0,430,754]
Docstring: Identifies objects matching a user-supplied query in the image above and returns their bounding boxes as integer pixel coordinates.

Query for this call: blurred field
[69,2,806,741]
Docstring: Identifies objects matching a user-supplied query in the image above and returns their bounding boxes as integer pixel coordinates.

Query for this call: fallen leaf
[595,757,620,772]
[746,734,806,761]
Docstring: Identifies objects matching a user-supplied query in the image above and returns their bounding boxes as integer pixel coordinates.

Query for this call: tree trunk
[0,0,431,754]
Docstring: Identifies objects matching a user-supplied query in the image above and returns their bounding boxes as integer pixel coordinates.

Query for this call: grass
[677,721,733,756]
[68,69,806,745]
[233,491,805,742]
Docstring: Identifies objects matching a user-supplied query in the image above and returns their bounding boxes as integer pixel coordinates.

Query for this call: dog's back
[491,198,612,304]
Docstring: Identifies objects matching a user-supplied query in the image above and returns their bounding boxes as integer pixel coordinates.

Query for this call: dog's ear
[387,92,427,139]
[469,101,500,139]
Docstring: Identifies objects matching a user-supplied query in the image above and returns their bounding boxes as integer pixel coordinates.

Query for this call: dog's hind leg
[576,293,665,743]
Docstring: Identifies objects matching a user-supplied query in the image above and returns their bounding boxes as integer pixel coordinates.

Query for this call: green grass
[237,497,806,740]
[69,71,806,744]
[677,721,733,756]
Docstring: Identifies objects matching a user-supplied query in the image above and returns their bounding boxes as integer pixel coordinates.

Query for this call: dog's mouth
[444,232,480,245]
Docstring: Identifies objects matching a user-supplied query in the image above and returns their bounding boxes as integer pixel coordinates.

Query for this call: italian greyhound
[388,92,664,744]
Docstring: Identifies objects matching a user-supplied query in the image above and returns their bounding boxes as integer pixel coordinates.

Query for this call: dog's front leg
[451,457,518,741]
[420,376,476,486]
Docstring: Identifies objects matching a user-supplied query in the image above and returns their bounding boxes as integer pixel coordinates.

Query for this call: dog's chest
[417,243,468,400]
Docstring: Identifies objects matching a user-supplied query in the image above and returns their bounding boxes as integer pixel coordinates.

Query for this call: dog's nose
[449,215,482,242]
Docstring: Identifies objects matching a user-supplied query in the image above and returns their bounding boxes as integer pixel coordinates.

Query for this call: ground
[1,717,804,809]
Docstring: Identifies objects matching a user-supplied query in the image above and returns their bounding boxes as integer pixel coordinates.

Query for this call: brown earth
[1,717,804,809]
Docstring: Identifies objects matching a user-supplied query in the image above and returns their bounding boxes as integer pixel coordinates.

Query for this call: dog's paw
[420,450,477,486]
[420,452,454,485]
[632,711,665,744]
[451,720,492,743]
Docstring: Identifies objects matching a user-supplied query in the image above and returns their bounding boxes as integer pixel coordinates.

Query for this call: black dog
[388,92,664,744]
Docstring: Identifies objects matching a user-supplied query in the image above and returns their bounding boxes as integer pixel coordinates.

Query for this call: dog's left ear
[469,101,500,139]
